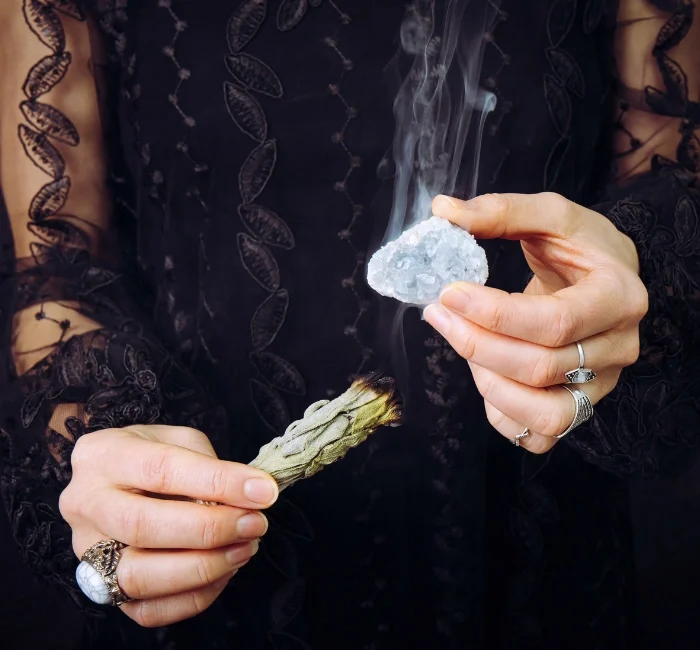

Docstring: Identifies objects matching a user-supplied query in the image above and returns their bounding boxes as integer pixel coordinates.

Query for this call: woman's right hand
[59,424,279,627]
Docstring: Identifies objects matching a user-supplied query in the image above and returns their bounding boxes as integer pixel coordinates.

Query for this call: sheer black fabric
[0,1,698,649]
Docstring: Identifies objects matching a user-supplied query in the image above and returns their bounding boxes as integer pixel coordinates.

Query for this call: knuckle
[70,434,95,470]
[208,465,230,502]
[484,404,508,433]
[121,424,159,442]
[194,554,215,587]
[71,429,118,470]
[550,307,579,348]
[474,370,499,403]
[529,438,553,455]
[533,405,568,438]
[71,535,84,559]
[200,514,222,549]
[486,301,507,333]
[616,274,648,326]
[189,589,213,617]
[141,448,175,493]
[622,336,641,367]
[116,502,150,547]
[529,352,559,388]
[483,402,500,427]
[605,371,623,397]
[539,193,577,236]
[171,426,206,446]
[482,193,511,217]
[455,331,477,361]
[117,558,144,600]
[540,192,569,215]
[58,487,77,520]
[59,485,92,522]
[130,601,163,628]
[630,282,649,321]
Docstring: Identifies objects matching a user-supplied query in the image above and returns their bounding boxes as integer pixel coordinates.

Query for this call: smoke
[383,0,500,245]
[373,0,499,400]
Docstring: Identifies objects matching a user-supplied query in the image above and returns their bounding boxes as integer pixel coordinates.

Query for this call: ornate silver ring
[565,341,596,384]
[76,539,132,606]
[556,385,594,439]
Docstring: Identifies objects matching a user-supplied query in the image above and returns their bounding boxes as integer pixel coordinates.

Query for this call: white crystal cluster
[367,217,488,305]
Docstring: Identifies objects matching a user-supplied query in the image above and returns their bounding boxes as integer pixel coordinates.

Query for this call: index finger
[100,434,279,508]
[439,278,627,347]
[432,192,582,240]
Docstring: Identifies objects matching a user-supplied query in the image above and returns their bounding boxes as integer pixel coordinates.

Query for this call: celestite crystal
[367,216,488,305]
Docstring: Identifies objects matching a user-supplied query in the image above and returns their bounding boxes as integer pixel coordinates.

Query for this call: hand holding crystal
[60,425,278,626]
[424,192,648,453]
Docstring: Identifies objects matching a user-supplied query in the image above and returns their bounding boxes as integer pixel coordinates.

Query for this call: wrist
[12,302,102,375]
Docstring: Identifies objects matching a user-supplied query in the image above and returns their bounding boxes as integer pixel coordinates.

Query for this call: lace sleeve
[0,2,223,606]
[564,0,700,477]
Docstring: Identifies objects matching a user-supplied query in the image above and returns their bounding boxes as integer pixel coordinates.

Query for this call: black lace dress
[1,1,699,649]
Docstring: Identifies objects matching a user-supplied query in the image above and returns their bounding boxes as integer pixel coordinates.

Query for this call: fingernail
[213,572,235,589]
[224,539,257,564]
[440,285,471,314]
[237,512,268,539]
[433,195,459,212]
[423,303,456,336]
[225,546,240,564]
[244,477,278,505]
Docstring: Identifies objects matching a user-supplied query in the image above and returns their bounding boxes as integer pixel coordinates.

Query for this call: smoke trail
[372,0,499,398]
[383,0,500,245]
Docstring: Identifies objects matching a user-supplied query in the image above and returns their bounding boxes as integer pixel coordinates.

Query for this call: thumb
[122,424,218,458]
[431,192,580,240]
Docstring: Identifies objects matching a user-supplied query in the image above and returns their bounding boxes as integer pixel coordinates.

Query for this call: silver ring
[564,341,596,384]
[513,427,530,447]
[76,539,132,606]
[556,385,594,439]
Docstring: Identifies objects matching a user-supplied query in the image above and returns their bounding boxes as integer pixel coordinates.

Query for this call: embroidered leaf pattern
[237,233,280,291]
[223,82,268,141]
[546,0,576,47]
[250,379,290,433]
[23,52,72,98]
[29,177,71,220]
[20,101,79,146]
[251,290,289,350]
[654,9,692,51]
[46,0,84,20]
[18,124,65,179]
[239,139,277,204]
[545,48,584,98]
[277,0,309,31]
[250,351,305,394]
[239,204,295,249]
[543,74,571,136]
[226,54,284,98]
[23,0,65,53]
[270,579,306,630]
[27,219,89,248]
[226,0,267,52]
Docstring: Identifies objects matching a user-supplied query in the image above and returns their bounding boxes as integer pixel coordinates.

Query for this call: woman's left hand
[424,192,648,453]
